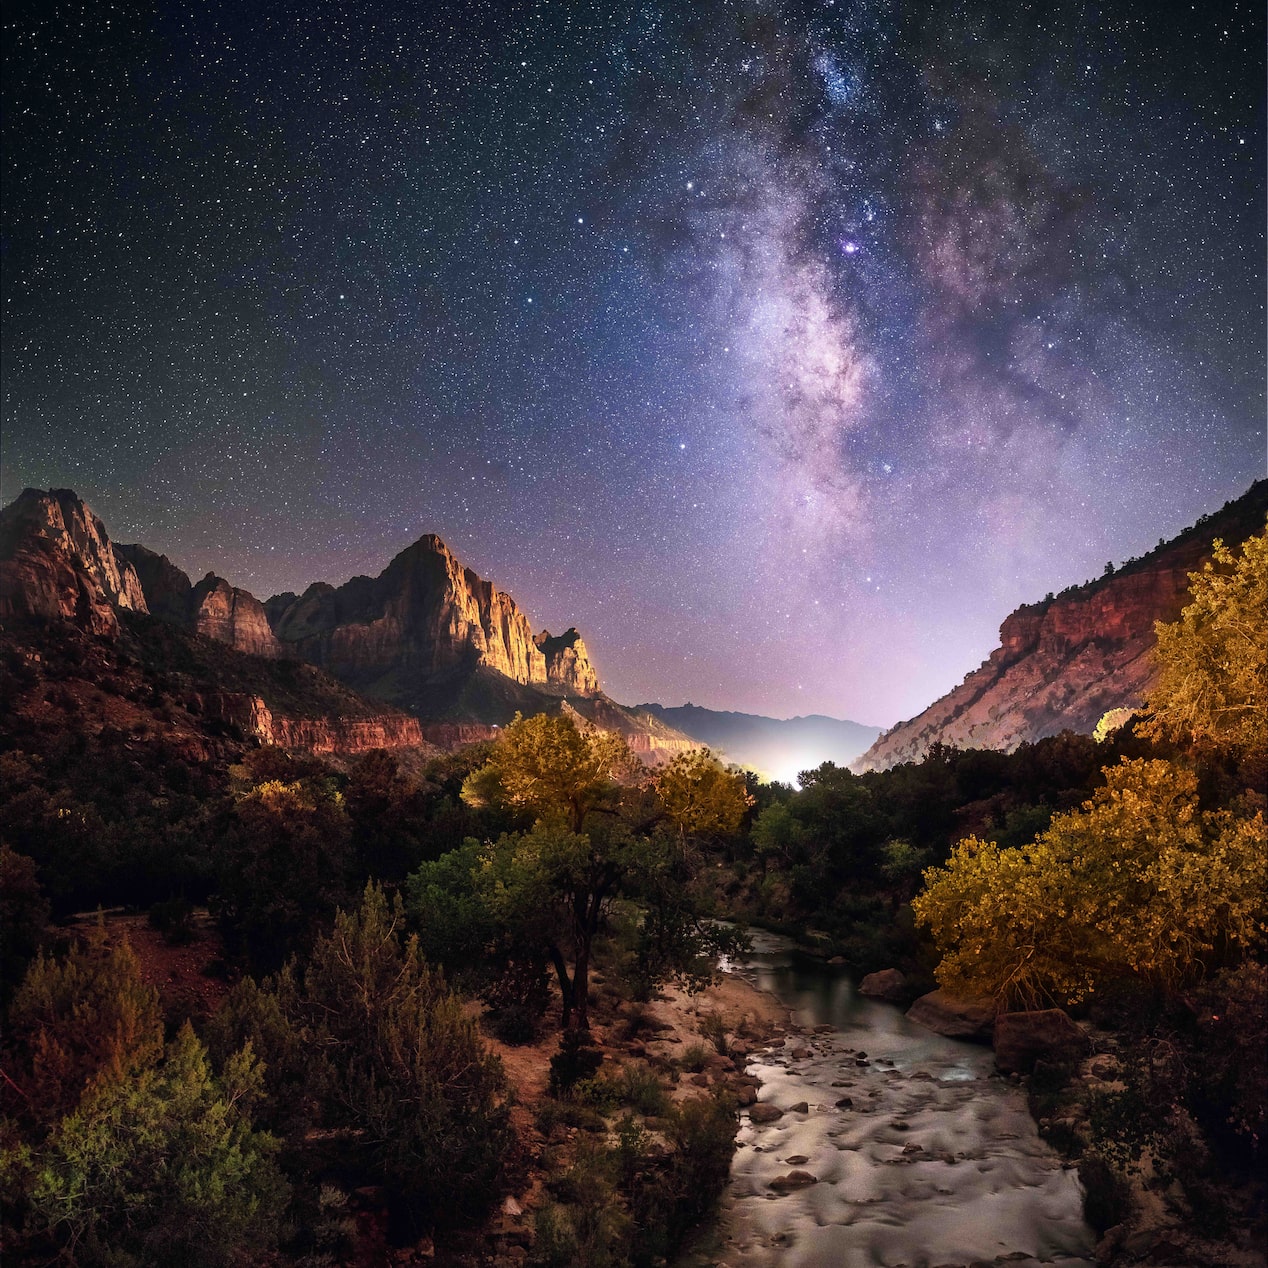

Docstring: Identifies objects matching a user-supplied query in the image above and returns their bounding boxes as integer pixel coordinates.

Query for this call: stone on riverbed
[749,1103,784,1123]
[858,968,908,1002]
[769,1170,818,1191]
[906,989,996,1041]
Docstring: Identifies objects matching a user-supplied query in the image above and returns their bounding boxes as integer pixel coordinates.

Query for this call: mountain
[260,533,599,711]
[636,703,882,784]
[2,488,697,763]
[0,488,147,637]
[1,489,425,759]
[854,480,1268,772]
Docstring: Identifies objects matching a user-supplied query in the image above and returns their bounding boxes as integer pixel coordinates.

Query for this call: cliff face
[200,692,425,754]
[265,535,554,701]
[188,574,284,659]
[0,489,147,636]
[855,482,1268,771]
[116,544,192,624]
[536,628,601,696]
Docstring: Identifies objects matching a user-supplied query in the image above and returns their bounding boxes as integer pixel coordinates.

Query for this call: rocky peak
[188,574,284,659]
[0,488,147,636]
[264,532,555,698]
[536,627,600,696]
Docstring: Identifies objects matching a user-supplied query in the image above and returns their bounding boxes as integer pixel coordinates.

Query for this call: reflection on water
[712,930,1096,1268]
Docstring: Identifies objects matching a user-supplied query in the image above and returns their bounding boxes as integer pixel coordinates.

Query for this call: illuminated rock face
[0,488,148,636]
[536,627,601,696]
[188,574,284,659]
[265,534,552,688]
[854,480,1268,772]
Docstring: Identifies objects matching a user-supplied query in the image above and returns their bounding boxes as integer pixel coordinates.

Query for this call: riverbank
[440,967,795,1265]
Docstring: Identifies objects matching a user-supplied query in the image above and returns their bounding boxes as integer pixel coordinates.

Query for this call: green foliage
[0,843,49,1006]
[549,1028,605,1095]
[5,927,163,1130]
[913,759,1268,1007]
[28,1023,287,1267]
[309,884,511,1226]
[211,775,354,973]
[617,1064,670,1117]
[1142,527,1268,756]
[461,711,633,833]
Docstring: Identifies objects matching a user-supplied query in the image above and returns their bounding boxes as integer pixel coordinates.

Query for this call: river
[705,930,1097,1268]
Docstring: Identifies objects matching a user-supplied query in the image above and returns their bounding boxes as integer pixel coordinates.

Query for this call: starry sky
[3,0,1264,726]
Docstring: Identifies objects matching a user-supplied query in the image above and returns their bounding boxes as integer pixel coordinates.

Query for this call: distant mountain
[854,480,1268,772]
[637,702,882,784]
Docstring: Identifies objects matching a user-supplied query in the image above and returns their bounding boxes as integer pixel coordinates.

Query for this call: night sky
[3,0,1264,726]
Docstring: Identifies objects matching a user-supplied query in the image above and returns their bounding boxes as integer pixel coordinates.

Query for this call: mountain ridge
[853,479,1268,772]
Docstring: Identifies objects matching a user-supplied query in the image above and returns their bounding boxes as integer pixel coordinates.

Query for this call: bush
[619,1065,669,1117]
[549,1028,604,1096]
[148,895,195,945]
[679,1043,712,1073]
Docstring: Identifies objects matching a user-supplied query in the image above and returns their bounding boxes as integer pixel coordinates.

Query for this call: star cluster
[3,0,1263,723]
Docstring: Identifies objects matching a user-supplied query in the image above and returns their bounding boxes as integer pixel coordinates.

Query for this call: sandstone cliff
[536,627,601,696]
[0,489,148,637]
[265,534,551,697]
[116,543,192,624]
[854,481,1268,771]
[188,574,284,658]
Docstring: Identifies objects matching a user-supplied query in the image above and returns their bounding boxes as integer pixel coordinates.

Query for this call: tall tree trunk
[548,944,574,1029]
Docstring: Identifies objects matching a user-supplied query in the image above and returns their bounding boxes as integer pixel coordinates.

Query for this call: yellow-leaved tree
[1141,526,1267,756]
[912,758,1267,1007]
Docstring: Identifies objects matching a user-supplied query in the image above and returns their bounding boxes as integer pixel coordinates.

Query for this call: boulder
[748,1103,784,1124]
[858,968,908,1002]
[769,1170,817,1191]
[993,1009,1090,1074]
[906,989,996,1041]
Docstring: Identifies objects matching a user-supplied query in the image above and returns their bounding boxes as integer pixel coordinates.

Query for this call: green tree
[4,926,163,1130]
[29,1023,286,1267]
[212,776,354,973]
[913,758,1268,1008]
[1142,527,1267,756]
[0,843,49,1008]
[293,884,511,1229]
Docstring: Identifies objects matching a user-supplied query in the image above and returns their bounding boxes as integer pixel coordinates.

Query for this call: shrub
[679,1042,712,1073]
[549,1028,604,1096]
[619,1065,669,1117]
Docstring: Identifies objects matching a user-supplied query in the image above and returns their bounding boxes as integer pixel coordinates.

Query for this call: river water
[708,930,1097,1268]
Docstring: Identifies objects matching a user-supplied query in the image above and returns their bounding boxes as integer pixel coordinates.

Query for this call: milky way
[3,0,1263,724]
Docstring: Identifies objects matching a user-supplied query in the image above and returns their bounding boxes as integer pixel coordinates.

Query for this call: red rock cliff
[854,482,1268,771]
[536,627,601,696]
[189,574,284,659]
[0,489,147,636]
[265,534,557,695]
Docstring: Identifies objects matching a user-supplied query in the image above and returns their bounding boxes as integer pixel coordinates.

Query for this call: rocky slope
[262,534,598,701]
[855,481,1268,771]
[1,490,425,757]
[0,489,148,637]
[0,488,694,761]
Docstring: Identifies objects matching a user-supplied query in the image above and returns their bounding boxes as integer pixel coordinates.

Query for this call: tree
[461,712,633,833]
[1141,527,1268,757]
[211,776,354,973]
[654,749,750,845]
[291,884,511,1229]
[912,758,1268,1008]
[0,844,49,1008]
[29,1024,286,1267]
[4,926,163,1130]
